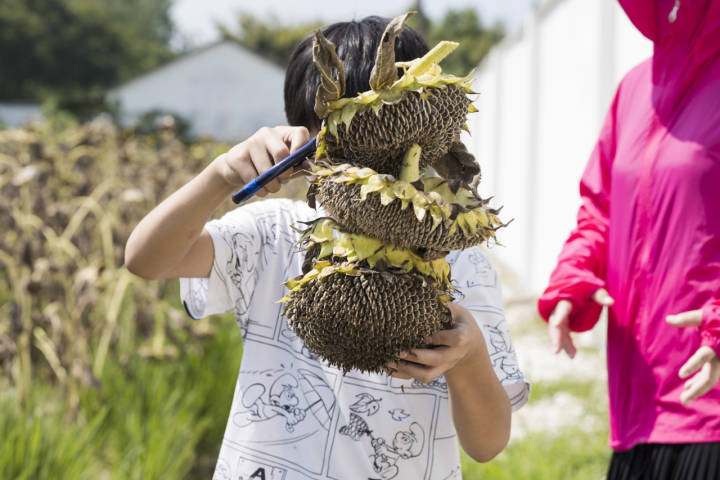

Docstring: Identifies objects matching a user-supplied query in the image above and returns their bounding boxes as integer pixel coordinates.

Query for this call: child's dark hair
[284,16,429,132]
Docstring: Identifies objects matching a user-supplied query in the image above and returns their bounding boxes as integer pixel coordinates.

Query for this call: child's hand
[213,126,311,196]
[385,303,484,384]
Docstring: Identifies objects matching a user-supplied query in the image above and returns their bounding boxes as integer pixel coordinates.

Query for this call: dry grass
[0,115,235,406]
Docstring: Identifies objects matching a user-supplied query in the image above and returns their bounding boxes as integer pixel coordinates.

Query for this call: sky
[171,0,538,47]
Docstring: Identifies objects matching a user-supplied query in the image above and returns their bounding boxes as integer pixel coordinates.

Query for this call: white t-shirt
[181,198,529,480]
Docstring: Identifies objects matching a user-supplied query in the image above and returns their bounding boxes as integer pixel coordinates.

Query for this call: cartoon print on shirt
[258,221,281,263]
[235,457,288,480]
[388,409,410,422]
[492,356,524,383]
[483,322,512,356]
[234,374,306,432]
[255,215,299,268]
[220,227,260,330]
[411,376,448,394]
[465,251,495,287]
[349,393,382,416]
[482,321,523,383]
[233,369,336,434]
[226,230,258,291]
[238,466,286,480]
[339,413,425,480]
[212,459,232,480]
[279,321,320,361]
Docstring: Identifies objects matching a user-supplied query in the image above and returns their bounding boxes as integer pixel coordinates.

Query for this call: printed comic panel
[213,454,288,480]
[427,402,461,480]
[429,438,462,480]
[446,247,497,289]
[388,374,449,399]
[328,381,437,480]
[479,311,525,385]
[224,344,340,476]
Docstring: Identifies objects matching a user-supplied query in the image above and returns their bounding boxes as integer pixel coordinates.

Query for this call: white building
[109,41,287,142]
[0,103,41,127]
[465,0,652,295]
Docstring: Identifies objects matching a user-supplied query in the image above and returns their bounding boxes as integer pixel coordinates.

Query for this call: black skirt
[607,442,720,480]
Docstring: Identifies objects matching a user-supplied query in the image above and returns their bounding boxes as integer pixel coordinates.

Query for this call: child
[125,16,529,480]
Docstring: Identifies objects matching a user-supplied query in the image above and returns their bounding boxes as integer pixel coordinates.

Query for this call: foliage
[462,427,611,479]
[0,0,175,103]
[0,316,244,479]
[0,113,231,406]
[415,8,504,76]
[221,5,503,74]
[219,13,322,67]
[463,377,612,479]
[0,113,307,478]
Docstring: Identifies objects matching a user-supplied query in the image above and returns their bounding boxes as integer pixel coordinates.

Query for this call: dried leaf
[433,141,480,183]
[369,12,415,90]
[312,31,346,119]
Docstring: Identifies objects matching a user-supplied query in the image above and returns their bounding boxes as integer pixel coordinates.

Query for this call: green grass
[462,426,611,479]
[462,376,611,479]
[528,379,605,403]
[0,315,243,480]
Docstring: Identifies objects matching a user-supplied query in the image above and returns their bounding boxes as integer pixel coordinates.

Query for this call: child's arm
[387,303,511,462]
[124,126,311,279]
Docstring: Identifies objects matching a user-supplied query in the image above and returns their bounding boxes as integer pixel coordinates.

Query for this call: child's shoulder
[447,247,503,311]
[216,198,317,229]
[240,197,314,218]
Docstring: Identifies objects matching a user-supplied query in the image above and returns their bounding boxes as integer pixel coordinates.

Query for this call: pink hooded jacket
[538,0,720,450]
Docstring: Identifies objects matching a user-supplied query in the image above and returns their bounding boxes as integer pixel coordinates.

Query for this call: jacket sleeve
[537,88,619,332]
[701,300,720,358]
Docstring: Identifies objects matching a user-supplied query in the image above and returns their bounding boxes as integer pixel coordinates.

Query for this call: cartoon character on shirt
[492,355,523,382]
[370,422,425,479]
[484,323,511,356]
[349,393,382,416]
[234,374,307,432]
[339,413,425,479]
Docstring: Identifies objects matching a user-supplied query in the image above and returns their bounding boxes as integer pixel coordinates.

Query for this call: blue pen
[231,137,317,204]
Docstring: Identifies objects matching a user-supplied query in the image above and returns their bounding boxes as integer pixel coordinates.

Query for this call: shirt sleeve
[536,85,620,332]
[448,248,531,412]
[180,204,265,324]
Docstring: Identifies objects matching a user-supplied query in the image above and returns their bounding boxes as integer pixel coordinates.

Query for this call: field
[0,115,611,479]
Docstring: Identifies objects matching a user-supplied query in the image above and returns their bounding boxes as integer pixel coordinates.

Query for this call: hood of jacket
[619,0,720,119]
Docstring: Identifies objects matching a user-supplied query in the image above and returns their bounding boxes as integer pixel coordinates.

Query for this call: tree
[0,0,175,103]
[219,13,321,67]
[221,6,503,75]
[421,8,504,76]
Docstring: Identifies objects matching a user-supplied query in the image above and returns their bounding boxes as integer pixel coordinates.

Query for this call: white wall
[110,42,287,142]
[467,0,652,294]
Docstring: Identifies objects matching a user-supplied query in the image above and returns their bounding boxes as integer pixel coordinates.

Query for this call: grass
[528,378,605,403]
[462,375,611,479]
[462,427,611,479]
[0,314,244,480]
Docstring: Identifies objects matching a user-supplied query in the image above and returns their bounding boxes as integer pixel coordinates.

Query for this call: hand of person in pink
[547,289,615,358]
[666,311,720,405]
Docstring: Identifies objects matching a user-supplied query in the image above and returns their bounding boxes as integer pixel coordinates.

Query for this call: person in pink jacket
[538,0,720,478]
